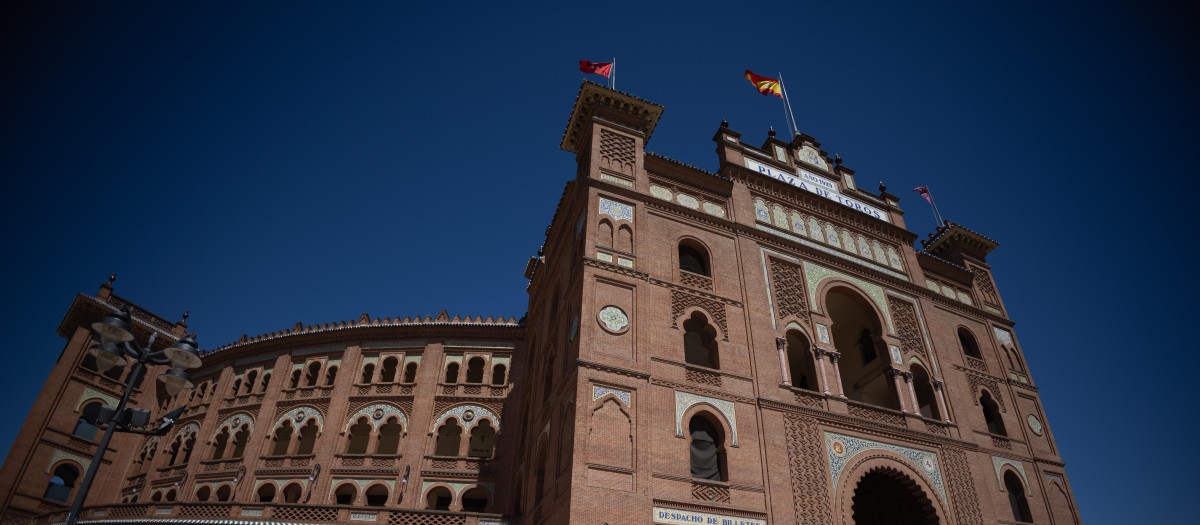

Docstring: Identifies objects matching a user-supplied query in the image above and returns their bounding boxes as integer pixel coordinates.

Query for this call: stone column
[813,348,831,395]
[775,337,791,386]
[932,380,951,423]
[828,351,846,397]
[903,371,919,415]
[885,367,909,413]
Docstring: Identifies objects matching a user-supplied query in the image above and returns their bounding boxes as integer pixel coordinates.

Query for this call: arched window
[334,483,357,505]
[435,420,462,456]
[827,288,897,410]
[74,401,103,440]
[167,437,182,465]
[165,488,177,502]
[376,417,403,455]
[231,424,251,458]
[468,420,496,458]
[195,485,211,502]
[151,491,163,502]
[381,357,398,383]
[289,369,301,389]
[616,225,633,253]
[181,434,195,464]
[257,483,275,503]
[461,487,489,512]
[465,357,485,384]
[688,414,726,481]
[683,312,719,369]
[534,445,548,502]
[295,420,318,455]
[272,421,294,456]
[1004,471,1033,522]
[215,484,232,502]
[325,366,338,386]
[426,486,452,510]
[678,242,710,276]
[210,428,230,460]
[305,362,321,387]
[198,382,209,400]
[260,373,271,392]
[346,417,371,454]
[444,363,459,384]
[231,378,242,396]
[911,365,940,420]
[364,484,389,506]
[361,363,375,384]
[245,371,258,394]
[981,391,1006,436]
[403,362,418,383]
[785,331,816,391]
[959,327,981,359]
[44,464,78,502]
[598,219,614,248]
[281,482,303,503]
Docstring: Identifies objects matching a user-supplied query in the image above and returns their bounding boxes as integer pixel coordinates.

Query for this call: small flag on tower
[912,186,933,205]
[579,60,613,77]
[744,69,782,98]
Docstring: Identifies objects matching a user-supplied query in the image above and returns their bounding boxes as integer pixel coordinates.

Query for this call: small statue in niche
[859,328,877,363]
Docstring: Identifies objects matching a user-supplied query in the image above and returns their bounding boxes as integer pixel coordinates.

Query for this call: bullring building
[0,82,1081,525]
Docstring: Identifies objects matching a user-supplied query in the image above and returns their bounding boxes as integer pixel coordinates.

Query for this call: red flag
[744,69,782,98]
[580,60,613,77]
[912,186,933,204]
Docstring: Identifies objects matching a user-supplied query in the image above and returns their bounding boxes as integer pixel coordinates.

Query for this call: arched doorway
[850,468,939,525]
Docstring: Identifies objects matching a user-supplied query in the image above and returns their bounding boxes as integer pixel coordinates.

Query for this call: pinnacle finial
[721,118,729,128]
[878,181,887,192]
[768,126,776,138]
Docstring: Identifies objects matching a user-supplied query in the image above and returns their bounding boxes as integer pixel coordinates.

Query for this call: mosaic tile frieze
[677,194,700,209]
[46,448,92,473]
[702,202,726,218]
[993,327,1014,345]
[650,185,673,201]
[217,412,255,433]
[992,456,1029,488]
[591,385,631,406]
[275,405,324,431]
[598,197,633,222]
[675,391,737,445]
[431,404,500,433]
[76,387,119,411]
[825,432,946,502]
[346,403,409,431]
[803,261,894,333]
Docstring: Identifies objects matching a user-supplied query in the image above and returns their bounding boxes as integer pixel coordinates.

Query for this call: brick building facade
[0,81,1080,525]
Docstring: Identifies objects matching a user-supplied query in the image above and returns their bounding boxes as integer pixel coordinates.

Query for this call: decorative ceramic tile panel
[824,224,841,249]
[803,261,894,333]
[598,198,633,222]
[277,406,323,430]
[890,345,902,364]
[403,355,421,366]
[857,236,872,258]
[957,291,973,305]
[992,456,1029,487]
[76,387,119,411]
[702,202,726,217]
[872,241,888,265]
[592,385,631,406]
[650,186,673,201]
[774,145,787,162]
[808,218,824,242]
[675,391,737,445]
[825,432,945,502]
[797,145,827,170]
[617,257,633,268]
[757,225,909,282]
[993,327,1014,345]
[444,355,463,365]
[773,205,789,229]
[844,173,856,190]
[598,306,629,333]
[677,194,700,209]
[887,247,903,270]
[46,448,91,473]
[218,412,255,432]
[347,403,408,431]
[1026,414,1043,435]
[600,173,633,187]
[754,199,770,223]
[431,404,500,432]
[941,285,957,298]
[790,211,806,234]
[597,252,613,263]
[926,280,942,292]
[816,324,831,344]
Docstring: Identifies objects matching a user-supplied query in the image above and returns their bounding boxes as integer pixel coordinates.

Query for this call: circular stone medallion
[597,306,629,334]
[462,409,476,422]
[372,408,385,420]
[831,439,846,457]
[294,410,306,423]
[1027,414,1043,435]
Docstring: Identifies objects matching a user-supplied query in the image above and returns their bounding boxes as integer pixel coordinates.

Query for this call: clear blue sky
[2,2,1196,522]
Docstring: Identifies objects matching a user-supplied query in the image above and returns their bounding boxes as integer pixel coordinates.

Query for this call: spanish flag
[745,69,782,98]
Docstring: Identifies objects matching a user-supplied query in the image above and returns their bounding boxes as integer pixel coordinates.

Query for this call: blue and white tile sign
[652,506,765,525]
[744,158,889,223]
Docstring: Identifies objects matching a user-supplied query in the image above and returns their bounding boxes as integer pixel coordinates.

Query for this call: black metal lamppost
[65,307,204,525]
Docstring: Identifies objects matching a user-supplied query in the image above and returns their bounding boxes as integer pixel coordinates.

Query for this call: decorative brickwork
[784,415,833,525]
[274,506,339,522]
[388,510,466,525]
[671,290,729,341]
[599,129,636,174]
[957,366,1007,412]
[178,504,229,518]
[942,447,984,525]
[769,258,810,325]
[970,266,1001,307]
[691,481,730,503]
[685,367,722,387]
[887,296,925,358]
[680,270,714,291]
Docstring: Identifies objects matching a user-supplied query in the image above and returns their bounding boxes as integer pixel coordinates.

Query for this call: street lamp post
[64,307,203,525]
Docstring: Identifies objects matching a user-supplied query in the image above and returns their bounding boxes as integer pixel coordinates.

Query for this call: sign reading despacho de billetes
[652,506,766,525]
[744,157,890,223]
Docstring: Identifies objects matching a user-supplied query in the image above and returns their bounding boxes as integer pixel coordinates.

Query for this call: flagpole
[777,72,799,139]
[927,185,945,225]
[611,57,616,90]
